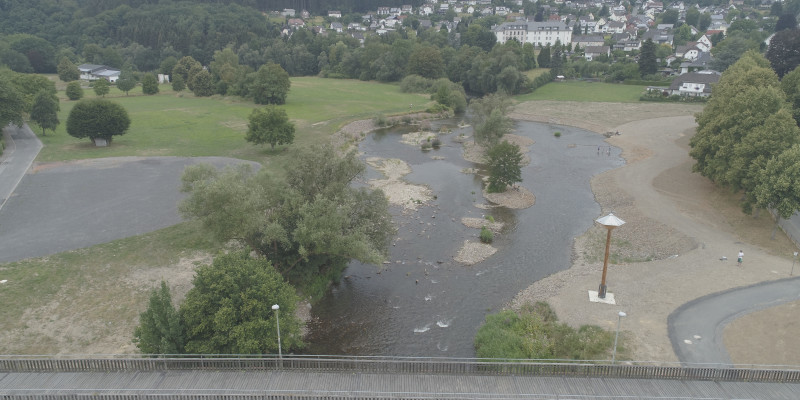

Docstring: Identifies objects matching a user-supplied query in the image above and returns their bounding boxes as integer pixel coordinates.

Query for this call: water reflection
[305,119,623,357]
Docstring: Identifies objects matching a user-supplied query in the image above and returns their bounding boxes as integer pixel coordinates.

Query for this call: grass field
[38,77,432,163]
[515,81,647,103]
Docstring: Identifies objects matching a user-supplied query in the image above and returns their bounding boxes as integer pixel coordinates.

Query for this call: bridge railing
[1,355,799,383]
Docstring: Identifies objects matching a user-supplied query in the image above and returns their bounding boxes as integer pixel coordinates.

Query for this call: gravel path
[509,101,799,365]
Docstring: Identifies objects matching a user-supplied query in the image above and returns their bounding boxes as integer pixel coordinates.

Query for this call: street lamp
[272,304,282,360]
[596,212,625,299]
[612,311,626,364]
[792,252,798,276]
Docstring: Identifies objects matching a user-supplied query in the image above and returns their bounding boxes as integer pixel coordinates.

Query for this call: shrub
[554,131,561,137]
[480,226,493,243]
[485,215,495,223]
[431,138,441,149]
[400,74,435,93]
[374,113,389,127]
[421,142,432,151]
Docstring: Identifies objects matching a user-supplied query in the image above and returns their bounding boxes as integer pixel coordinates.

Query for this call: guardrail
[1,356,799,383]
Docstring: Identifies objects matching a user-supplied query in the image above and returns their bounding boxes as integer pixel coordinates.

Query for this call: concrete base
[588,290,616,304]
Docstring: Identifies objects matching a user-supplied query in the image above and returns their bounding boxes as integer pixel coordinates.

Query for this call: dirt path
[511,101,800,365]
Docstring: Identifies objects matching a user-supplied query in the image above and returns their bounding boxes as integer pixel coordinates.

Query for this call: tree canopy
[179,145,394,293]
[142,73,159,95]
[486,140,524,193]
[93,78,110,97]
[66,98,131,144]
[246,106,295,149]
[30,89,60,136]
[0,74,25,128]
[133,281,184,355]
[181,251,302,355]
[766,29,800,78]
[251,63,291,105]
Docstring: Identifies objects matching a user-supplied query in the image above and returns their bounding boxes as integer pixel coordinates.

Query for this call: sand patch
[401,131,438,146]
[366,157,432,211]
[454,241,497,265]
[484,186,535,209]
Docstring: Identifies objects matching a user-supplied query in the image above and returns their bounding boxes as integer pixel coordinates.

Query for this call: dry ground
[510,101,800,365]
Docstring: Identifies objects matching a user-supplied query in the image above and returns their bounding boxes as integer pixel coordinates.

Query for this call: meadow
[515,81,648,103]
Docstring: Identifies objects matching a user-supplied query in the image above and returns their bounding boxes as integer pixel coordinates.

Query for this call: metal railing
[1,355,799,383]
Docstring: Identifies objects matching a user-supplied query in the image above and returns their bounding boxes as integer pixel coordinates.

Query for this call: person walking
[738,250,744,267]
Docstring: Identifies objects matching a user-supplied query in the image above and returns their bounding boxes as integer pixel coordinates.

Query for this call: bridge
[2,356,800,399]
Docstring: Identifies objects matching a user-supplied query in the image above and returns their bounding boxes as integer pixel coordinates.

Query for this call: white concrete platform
[588,290,616,304]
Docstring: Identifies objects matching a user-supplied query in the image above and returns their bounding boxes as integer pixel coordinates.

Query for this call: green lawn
[37,77,432,163]
[515,81,647,103]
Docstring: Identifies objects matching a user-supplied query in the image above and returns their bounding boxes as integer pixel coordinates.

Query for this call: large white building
[493,21,573,47]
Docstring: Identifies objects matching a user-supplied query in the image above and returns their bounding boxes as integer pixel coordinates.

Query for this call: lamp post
[596,212,625,299]
[792,252,798,276]
[612,311,626,364]
[272,304,282,361]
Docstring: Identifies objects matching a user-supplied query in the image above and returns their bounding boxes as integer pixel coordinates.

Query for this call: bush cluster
[480,226,493,243]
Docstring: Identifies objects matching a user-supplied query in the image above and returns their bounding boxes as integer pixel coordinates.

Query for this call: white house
[78,64,121,83]
[328,10,342,18]
[494,21,573,46]
[668,70,720,96]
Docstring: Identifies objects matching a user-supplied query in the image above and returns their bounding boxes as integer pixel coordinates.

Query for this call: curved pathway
[0,124,42,212]
[668,276,800,367]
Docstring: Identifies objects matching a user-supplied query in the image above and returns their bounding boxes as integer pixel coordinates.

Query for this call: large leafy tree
[190,69,215,97]
[250,63,291,105]
[471,93,513,146]
[179,145,394,287]
[691,51,799,211]
[66,99,131,144]
[116,70,137,95]
[93,78,110,97]
[780,65,800,125]
[133,281,184,355]
[754,144,800,238]
[0,74,24,128]
[638,39,658,77]
[246,106,295,149]
[766,28,800,78]
[57,57,80,82]
[30,89,60,136]
[142,73,159,95]
[65,81,83,100]
[486,140,524,193]
[407,45,445,79]
[180,251,302,355]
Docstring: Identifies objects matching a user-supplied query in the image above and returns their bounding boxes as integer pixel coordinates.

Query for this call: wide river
[305,119,623,357]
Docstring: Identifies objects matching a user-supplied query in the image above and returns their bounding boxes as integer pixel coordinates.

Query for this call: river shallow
[305,120,624,357]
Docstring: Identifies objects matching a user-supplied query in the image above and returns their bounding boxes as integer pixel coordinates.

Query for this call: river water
[305,120,623,357]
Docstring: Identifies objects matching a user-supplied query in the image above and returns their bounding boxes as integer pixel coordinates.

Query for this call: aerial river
[305,119,623,357]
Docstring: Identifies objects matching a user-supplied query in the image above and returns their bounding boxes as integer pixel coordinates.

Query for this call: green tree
[431,78,467,113]
[172,74,185,92]
[180,251,302,355]
[179,145,394,292]
[711,34,762,72]
[116,70,136,95]
[142,73,159,95]
[776,14,798,32]
[537,45,551,68]
[754,144,800,238]
[661,9,679,24]
[474,109,513,146]
[133,281,184,355]
[172,56,201,88]
[246,106,296,149]
[66,98,131,144]
[0,74,24,128]
[190,69,215,97]
[30,89,59,136]
[0,48,33,73]
[781,65,800,125]
[93,78,110,97]
[65,81,83,100]
[691,52,798,209]
[685,8,700,28]
[407,46,445,79]
[251,63,291,105]
[159,56,179,76]
[638,39,658,77]
[766,28,800,78]
[56,57,80,82]
[486,140,524,193]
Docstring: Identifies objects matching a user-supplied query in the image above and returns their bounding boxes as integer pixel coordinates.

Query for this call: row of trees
[0,68,60,135]
[690,51,800,233]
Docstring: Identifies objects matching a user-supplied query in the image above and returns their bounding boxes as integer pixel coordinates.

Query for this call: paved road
[669,276,800,367]
[0,124,42,212]
[0,153,258,264]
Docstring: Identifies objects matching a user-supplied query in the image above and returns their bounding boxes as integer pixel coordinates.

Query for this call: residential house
[573,34,605,48]
[281,8,295,17]
[675,44,701,61]
[328,10,342,18]
[584,45,611,61]
[301,10,310,19]
[330,22,344,33]
[679,51,714,74]
[78,64,121,82]
[377,7,390,15]
[390,7,402,16]
[668,70,720,96]
[642,28,674,46]
[439,4,450,14]
[495,6,510,15]
[607,20,626,33]
[420,4,434,15]
[696,34,712,52]
[402,5,413,14]
[348,22,366,31]
[288,18,305,28]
